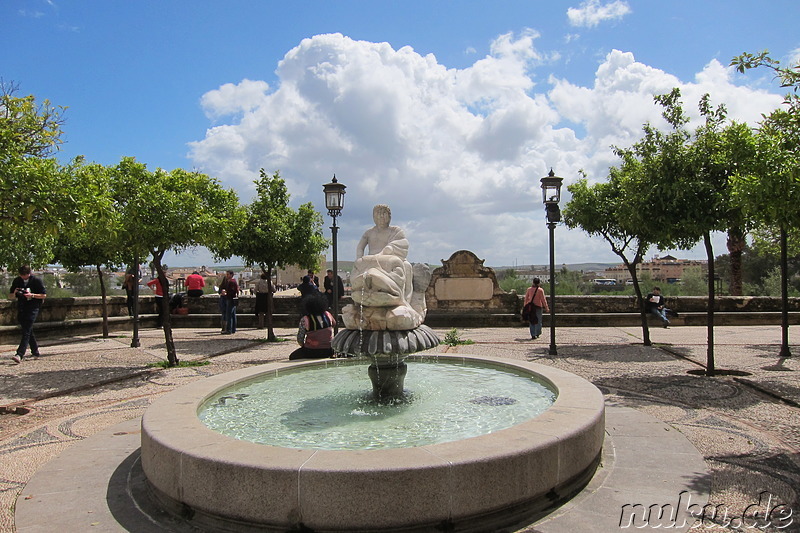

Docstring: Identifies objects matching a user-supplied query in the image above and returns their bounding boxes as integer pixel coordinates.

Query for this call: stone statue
[343,204,429,330]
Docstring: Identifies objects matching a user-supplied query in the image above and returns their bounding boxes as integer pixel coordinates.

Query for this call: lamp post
[131,257,140,348]
[540,169,563,356]
[323,175,346,334]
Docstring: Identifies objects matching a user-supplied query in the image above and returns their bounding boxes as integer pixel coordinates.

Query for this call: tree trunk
[704,233,716,376]
[154,259,179,366]
[265,264,277,342]
[726,226,746,296]
[779,225,792,358]
[96,264,109,338]
[624,258,650,346]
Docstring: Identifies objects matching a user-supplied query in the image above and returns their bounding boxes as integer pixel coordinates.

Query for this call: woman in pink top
[290,292,336,360]
[523,277,550,340]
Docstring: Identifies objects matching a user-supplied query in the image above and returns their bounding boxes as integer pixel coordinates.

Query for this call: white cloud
[188,33,783,266]
[200,79,270,120]
[567,0,631,28]
[787,48,800,67]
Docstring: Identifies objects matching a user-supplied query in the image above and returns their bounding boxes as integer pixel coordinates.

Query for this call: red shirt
[147,278,165,297]
[186,273,205,291]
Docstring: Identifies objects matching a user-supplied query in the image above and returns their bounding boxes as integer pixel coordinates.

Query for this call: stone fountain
[139,203,605,532]
[332,204,439,400]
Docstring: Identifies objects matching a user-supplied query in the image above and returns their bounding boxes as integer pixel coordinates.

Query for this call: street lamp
[323,174,346,334]
[540,169,563,356]
[131,257,140,348]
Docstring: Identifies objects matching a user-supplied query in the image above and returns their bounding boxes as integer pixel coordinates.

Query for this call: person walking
[9,266,47,363]
[523,277,549,340]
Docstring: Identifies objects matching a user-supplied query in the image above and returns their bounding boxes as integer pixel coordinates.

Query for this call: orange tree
[111,157,243,366]
[220,170,327,342]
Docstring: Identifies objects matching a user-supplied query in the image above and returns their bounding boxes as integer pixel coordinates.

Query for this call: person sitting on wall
[644,286,670,328]
[185,271,205,298]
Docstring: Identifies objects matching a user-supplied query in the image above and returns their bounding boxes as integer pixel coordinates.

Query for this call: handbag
[522,302,533,321]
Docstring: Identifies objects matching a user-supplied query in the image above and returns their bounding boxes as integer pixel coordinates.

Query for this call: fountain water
[140,204,605,531]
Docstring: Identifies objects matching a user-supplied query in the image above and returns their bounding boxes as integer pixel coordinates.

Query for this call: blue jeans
[648,307,669,324]
[529,306,544,338]
[224,299,238,333]
[17,307,41,357]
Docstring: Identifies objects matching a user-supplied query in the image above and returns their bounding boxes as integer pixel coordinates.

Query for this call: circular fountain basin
[141,355,605,532]
[197,358,557,450]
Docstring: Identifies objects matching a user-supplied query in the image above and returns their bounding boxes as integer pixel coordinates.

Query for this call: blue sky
[3,1,799,268]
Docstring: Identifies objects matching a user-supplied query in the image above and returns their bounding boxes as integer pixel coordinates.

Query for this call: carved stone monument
[426,250,519,313]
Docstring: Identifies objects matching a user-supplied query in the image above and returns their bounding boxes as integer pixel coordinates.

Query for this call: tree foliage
[0,83,78,268]
[53,160,122,336]
[224,170,327,341]
[731,50,800,358]
[110,157,242,365]
[564,169,654,343]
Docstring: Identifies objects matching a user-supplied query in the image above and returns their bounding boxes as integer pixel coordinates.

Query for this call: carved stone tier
[331,325,440,360]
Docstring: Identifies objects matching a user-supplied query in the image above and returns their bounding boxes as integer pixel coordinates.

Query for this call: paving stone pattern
[1,325,799,532]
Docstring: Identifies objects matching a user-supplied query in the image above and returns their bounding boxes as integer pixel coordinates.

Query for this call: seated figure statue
[343,204,426,330]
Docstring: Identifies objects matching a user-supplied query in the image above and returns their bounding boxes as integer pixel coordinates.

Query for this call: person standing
[9,266,47,363]
[254,272,274,329]
[147,274,169,328]
[290,292,336,360]
[221,270,239,334]
[123,269,137,316]
[523,277,549,340]
[323,269,345,310]
[645,286,670,328]
[185,271,205,298]
[216,273,228,332]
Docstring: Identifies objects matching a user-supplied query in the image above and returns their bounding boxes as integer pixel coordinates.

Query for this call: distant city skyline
[5,1,797,267]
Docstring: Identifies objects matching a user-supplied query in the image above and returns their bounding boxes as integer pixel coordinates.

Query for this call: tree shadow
[2,365,152,401]
[594,373,768,410]
[528,343,682,364]
[704,450,800,520]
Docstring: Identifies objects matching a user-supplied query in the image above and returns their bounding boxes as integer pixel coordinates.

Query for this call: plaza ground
[1,324,798,532]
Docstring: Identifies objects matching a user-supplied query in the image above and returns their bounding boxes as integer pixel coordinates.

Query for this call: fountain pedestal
[331,325,440,401]
[368,361,408,401]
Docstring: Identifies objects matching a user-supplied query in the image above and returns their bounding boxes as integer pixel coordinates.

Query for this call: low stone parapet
[1,294,798,343]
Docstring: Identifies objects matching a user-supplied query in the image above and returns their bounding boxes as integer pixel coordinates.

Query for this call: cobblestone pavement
[1,324,799,532]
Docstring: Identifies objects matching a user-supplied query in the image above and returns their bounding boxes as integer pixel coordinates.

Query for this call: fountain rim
[140,354,605,532]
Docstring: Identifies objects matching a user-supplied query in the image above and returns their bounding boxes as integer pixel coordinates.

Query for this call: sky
[3,0,799,269]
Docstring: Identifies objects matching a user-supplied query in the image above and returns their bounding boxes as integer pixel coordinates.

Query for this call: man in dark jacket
[9,266,47,363]
[323,269,345,309]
